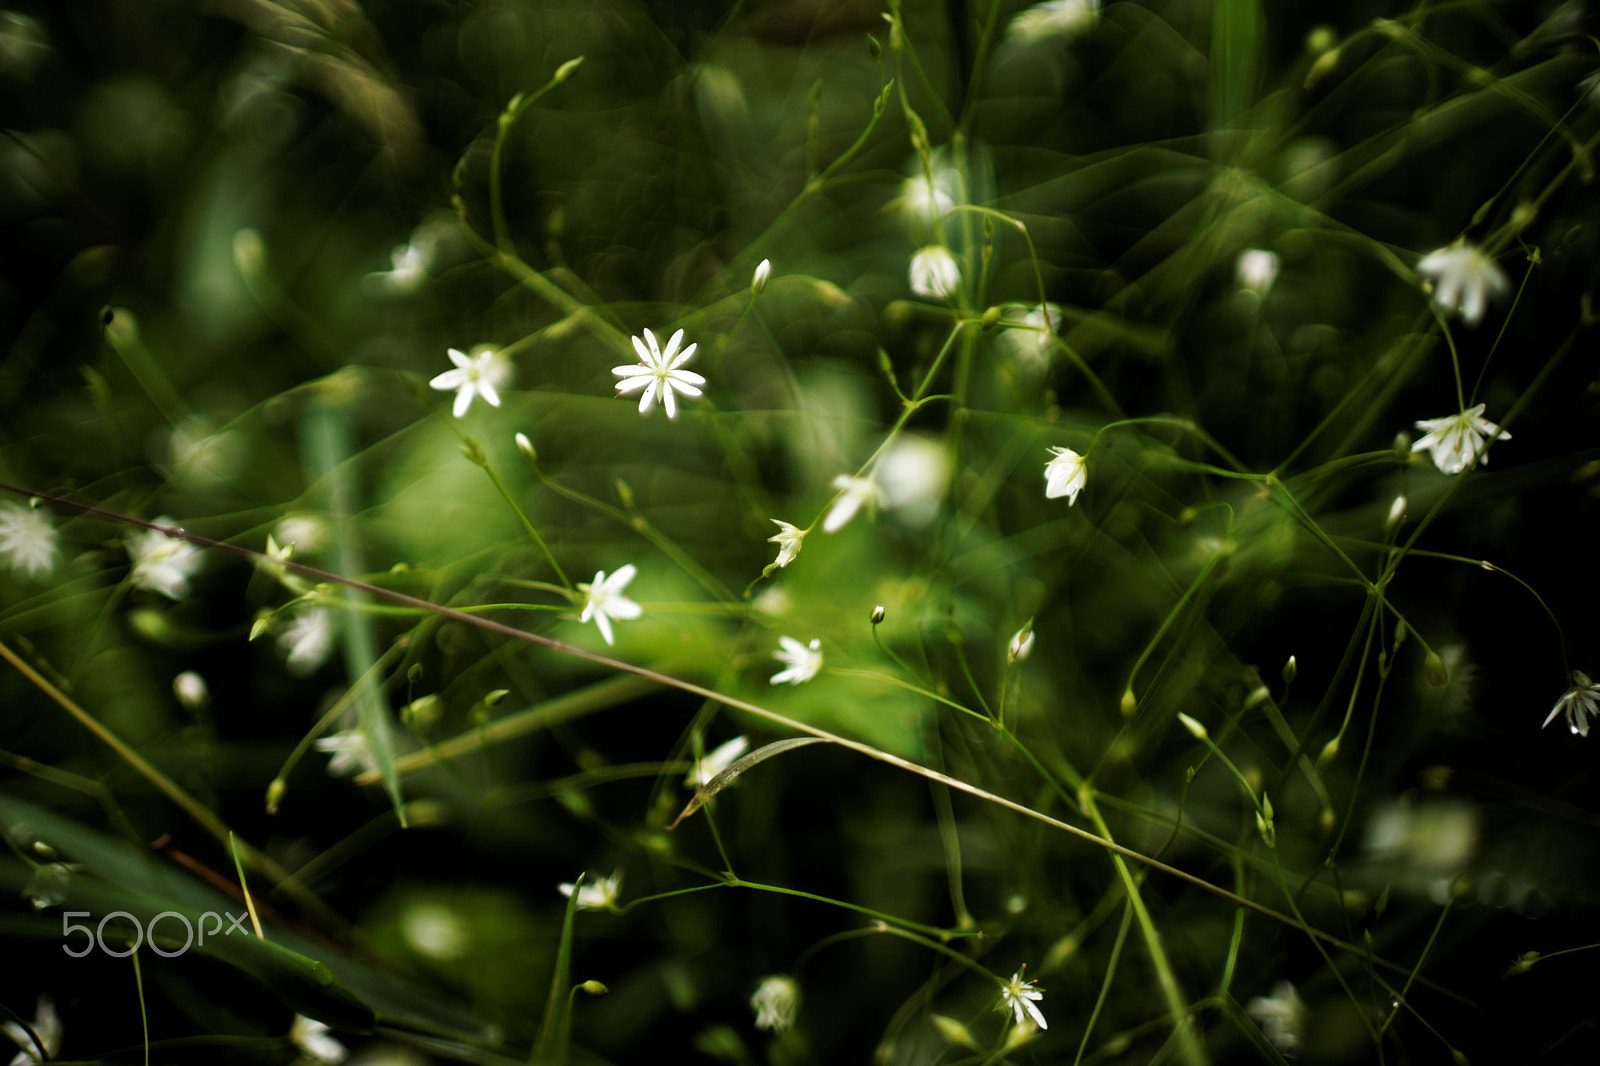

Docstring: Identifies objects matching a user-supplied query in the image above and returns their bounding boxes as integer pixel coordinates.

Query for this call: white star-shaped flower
[1044,446,1088,504]
[128,520,202,600]
[686,736,750,788]
[996,968,1047,1030]
[767,519,806,568]
[1246,980,1306,1053]
[0,502,58,578]
[288,1014,347,1065]
[429,346,509,418]
[750,974,802,1031]
[1543,671,1600,737]
[612,328,705,420]
[279,607,336,677]
[314,730,376,779]
[909,246,961,300]
[823,474,885,533]
[1008,0,1100,44]
[558,869,622,910]
[3,995,61,1066]
[1416,242,1509,326]
[1410,404,1509,475]
[770,636,823,685]
[578,565,643,645]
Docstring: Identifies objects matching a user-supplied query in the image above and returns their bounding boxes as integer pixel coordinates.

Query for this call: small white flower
[558,869,622,910]
[315,730,376,779]
[1416,242,1509,327]
[909,246,961,300]
[1043,447,1088,504]
[752,258,771,295]
[3,995,61,1066]
[612,328,706,420]
[429,347,509,418]
[898,155,966,235]
[1236,249,1280,295]
[289,1014,347,1065]
[686,736,749,788]
[767,520,806,568]
[750,974,801,1031]
[128,520,201,600]
[274,514,327,555]
[1410,404,1509,475]
[0,502,58,578]
[1543,671,1600,737]
[577,565,643,646]
[367,232,434,294]
[1246,980,1306,1053]
[1008,0,1099,44]
[173,671,210,712]
[995,303,1063,369]
[770,636,823,685]
[279,608,336,677]
[823,474,885,533]
[1008,626,1034,663]
[996,968,1047,1030]
[878,434,951,528]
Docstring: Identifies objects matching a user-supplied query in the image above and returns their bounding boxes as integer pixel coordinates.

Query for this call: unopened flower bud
[515,432,536,462]
[1317,736,1340,767]
[1008,624,1034,663]
[870,605,886,625]
[751,258,771,295]
[1282,654,1298,685]
[553,55,585,84]
[173,671,210,712]
[1177,712,1207,740]
[1385,496,1406,533]
[1120,687,1137,718]
[981,305,1002,330]
[579,980,610,996]
[1424,650,1448,687]
[932,1015,977,1049]
[266,778,287,815]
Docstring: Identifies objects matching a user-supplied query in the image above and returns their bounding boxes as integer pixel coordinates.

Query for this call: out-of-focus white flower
[1384,495,1407,534]
[558,870,622,910]
[995,303,1063,369]
[1008,0,1100,44]
[909,246,961,300]
[770,636,823,685]
[1008,626,1034,663]
[1236,249,1280,295]
[279,607,336,677]
[612,328,705,420]
[315,730,376,779]
[430,346,510,418]
[367,231,435,294]
[686,736,749,788]
[1415,242,1508,326]
[0,502,58,578]
[1410,404,1509,475]
[289,1014,347,1065]
[1246,981,1305,1053]
[750,974,801,1031]
[878,434,951,528]
[400,902,468,960]
[577,565,642,646]
[169,416,241,487]
[275,514,328,555]
[173,671,210,712]
[823,474,885,533]
[128,520,201,600]
[752,258,771,295]
[3,995,61,1066]
[1043,447,1088,504]
[898,154,966,235]
[767,520,805,568]
[1544,671,1600,737]
[996,968,1047,1029]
